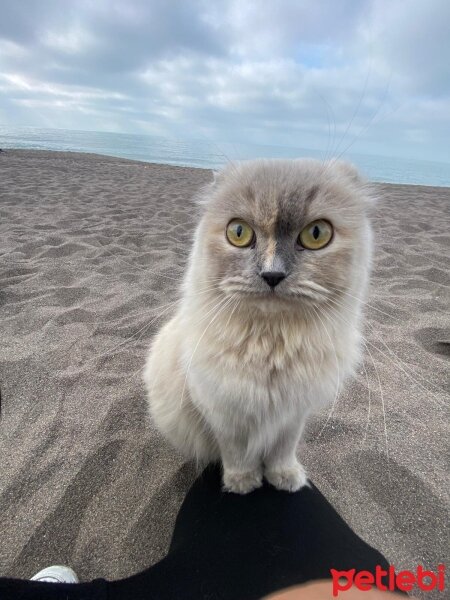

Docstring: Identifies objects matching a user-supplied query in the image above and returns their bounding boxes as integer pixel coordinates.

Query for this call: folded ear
[195,172,220,207]
[334,160,378,207]
[334,160,365,185]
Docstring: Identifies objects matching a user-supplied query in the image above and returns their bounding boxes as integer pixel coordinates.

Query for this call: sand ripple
[0,151,448,588]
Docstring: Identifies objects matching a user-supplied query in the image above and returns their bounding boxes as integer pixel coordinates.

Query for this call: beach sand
[0,150,448,590]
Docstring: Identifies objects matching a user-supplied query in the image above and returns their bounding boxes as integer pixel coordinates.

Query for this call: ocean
[1,125,449,187]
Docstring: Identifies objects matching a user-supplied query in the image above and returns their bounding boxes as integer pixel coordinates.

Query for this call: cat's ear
[334,160,377,207]
[195,174,218,207]
[212,169,228,186]
[334,160,365,185]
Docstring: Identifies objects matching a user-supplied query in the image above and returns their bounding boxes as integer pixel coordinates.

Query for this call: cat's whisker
[317,301,391,462]
[223,295,241,331]
[62,297,181,354]
[323,282,404,321]
[178,294,236,410]
[348,339,390,476]
[364,319,448,402]
[311,306,341,440]
[330,58,373,161]
[362,332,391,481]
[288,287,330,302]
[322,298,448,476]
[297,280,331,295]
[194,130,240,175]
[316,303,374,450]
[128,294,234,373]
[190,292,231,328]
[77,279,226,330]
[358,338,373,455]
[313,89,337,164]
[330,72,395,166]
[325,295,447,404]
[318,303,391,479]
[334,317,447,425]
[85,298,181,327]
[366,321,448,392]
[187,280,227,294]
[80,299,180,368]
[93,238,180,280]
[92,240,230,285]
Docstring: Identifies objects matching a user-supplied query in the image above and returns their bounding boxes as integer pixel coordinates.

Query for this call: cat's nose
[261,271,286,288]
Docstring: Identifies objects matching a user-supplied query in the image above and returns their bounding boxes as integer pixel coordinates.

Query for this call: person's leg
[109,464,397,600]
[0,464,399,600]
[0,577,108,600]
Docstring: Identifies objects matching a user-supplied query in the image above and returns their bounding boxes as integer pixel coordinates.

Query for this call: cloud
[0,0,449,161]
[366,0,450,95]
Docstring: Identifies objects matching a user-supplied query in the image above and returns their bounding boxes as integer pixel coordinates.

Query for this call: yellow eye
[298,220,333,250]
[226,219,254,247]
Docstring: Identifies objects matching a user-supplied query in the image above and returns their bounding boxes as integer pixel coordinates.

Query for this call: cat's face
[196,159,373,309]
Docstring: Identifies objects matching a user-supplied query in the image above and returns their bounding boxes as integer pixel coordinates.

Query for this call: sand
[0,150,448,591]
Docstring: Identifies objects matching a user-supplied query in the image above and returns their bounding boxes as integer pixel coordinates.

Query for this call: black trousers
[0,464,395,600]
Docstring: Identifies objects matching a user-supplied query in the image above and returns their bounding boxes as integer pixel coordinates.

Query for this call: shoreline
[1,147,449,189]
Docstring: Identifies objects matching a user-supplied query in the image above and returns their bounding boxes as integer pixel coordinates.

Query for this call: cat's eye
[226,219,254,247]
[298,220,333,250]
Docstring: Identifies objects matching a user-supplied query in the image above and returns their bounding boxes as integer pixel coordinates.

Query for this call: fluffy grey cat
[144,159,373,494]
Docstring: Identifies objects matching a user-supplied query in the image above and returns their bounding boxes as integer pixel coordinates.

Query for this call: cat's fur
[144,159,373,494]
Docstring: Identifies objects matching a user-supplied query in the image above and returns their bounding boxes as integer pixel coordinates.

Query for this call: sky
[0,0,449,162]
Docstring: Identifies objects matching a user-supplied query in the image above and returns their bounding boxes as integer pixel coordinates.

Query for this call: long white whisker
[331,58,372,159]
[320,302,390,480]
[330,71,393,165]
[86,299,178,367]
[224,295,241,330]
[325,295,447,404]
[178,295,235,410]
[312,306,341,440]
[358,338,372,454]
[322,282,403,321]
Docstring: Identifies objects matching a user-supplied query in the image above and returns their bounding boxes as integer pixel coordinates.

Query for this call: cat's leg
[216,433,263,495]
[264,421,308,492]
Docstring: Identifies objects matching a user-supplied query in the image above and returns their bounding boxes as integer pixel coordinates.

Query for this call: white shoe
[31,565,79,583]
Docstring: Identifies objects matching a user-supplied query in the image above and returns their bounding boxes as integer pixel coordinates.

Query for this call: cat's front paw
[265,462,308,492]
[223,469,263,495]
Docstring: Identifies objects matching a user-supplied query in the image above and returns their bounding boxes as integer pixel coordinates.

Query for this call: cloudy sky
[1,0,449,162]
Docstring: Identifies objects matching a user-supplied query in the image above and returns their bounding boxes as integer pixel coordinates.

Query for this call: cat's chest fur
[186,302,337,384]
[183,304,341,434]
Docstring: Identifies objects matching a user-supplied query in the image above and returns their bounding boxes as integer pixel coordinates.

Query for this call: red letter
[375,565,388,591]
[396,571,415,592]
[354,571,374,591]
[417,565,437,591]
[388,565,396,591]
[330,569,355,597]
[438,564,445,592]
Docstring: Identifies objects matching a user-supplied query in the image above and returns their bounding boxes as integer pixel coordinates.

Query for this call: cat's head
[193,159,374,309]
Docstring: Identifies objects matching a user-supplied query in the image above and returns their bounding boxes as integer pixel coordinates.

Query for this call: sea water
[1,125,449,187]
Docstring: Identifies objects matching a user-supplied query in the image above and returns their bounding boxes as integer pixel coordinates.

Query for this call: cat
[143,158,374,494]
